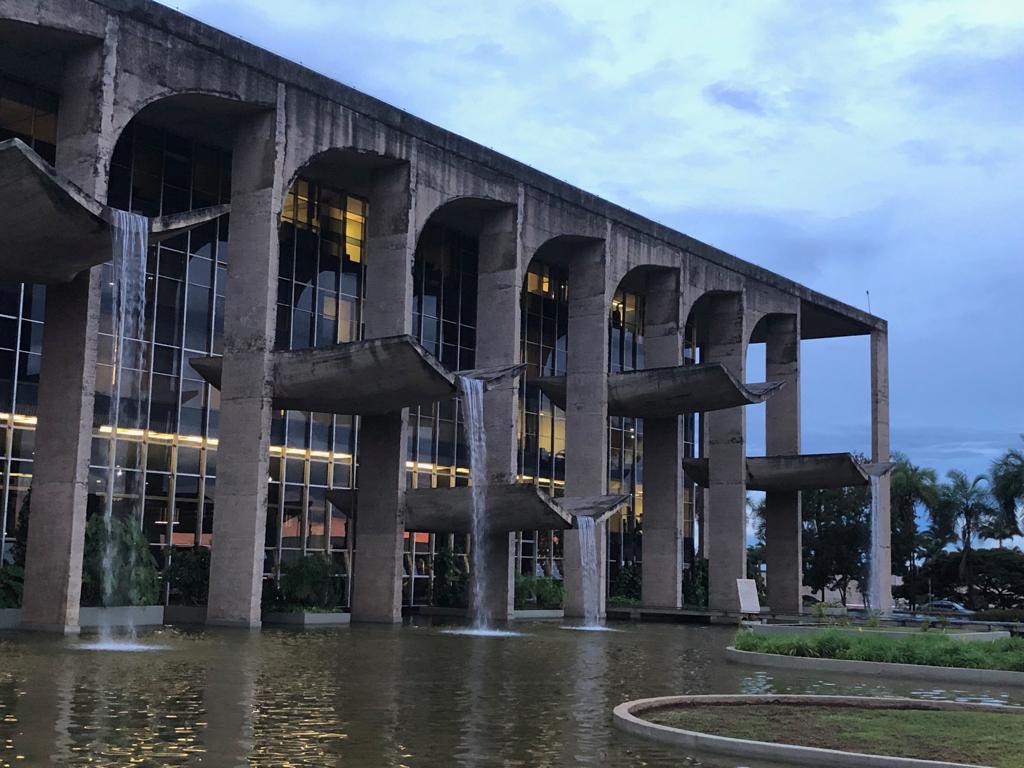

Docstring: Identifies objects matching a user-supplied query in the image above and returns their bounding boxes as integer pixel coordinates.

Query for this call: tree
[934,470,999,609]
[921,548,1024,609]
[802,485,870,606]
[889,452,937,607]
[990,438,1024,541]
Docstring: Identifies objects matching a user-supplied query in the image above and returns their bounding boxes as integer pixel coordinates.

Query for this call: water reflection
[0,622,1021,767]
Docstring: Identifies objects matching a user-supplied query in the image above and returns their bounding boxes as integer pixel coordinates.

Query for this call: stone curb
[726,645,1024,686]
[613,693,1024,767]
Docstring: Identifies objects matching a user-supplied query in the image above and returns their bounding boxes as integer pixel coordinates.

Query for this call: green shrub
[0,565,23,608]
[433,545,468,608]
[514,574,564,609]
[608,595,640,608]
[735,629,1024,672]
[975,609,1024,623]
[683,558,708,608]
[611,561,641,601]
[276,553,344,610]
[166,547,210,606]
[81,513,160,606]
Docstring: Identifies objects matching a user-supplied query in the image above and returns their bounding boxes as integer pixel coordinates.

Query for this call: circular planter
[613,694,1024,767]
[726,645,1024,687]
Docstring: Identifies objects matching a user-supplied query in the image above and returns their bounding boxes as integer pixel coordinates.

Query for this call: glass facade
[607,289,645,578]
[271,179,367,601]
[405,223,477,604]
[517,262,568,577]
[0,76,57,560]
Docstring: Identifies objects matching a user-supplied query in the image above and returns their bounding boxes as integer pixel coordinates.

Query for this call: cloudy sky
[159,0,1023,480]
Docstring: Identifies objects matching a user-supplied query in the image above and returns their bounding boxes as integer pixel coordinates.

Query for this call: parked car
[921,599,975,616]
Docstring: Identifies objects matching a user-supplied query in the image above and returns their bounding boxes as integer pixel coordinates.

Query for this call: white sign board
[737,578,761,614]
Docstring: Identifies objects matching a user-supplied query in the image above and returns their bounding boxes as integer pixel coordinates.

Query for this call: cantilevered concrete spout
[536,363,783,418]
[190,336,524,416]
[0,138,229,284]
[328,485,627,532]
[682,453,895,492]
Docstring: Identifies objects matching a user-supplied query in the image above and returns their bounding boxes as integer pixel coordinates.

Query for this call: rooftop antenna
[866,290,872,314]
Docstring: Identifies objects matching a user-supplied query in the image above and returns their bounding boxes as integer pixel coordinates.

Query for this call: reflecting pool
[1,620,1020,767]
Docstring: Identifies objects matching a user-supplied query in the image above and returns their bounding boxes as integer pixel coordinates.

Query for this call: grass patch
[647,704,1024,768]
[735,628,1024,671]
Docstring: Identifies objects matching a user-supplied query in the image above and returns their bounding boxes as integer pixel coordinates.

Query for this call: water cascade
[577,515,599,626]
[458,376,490,628]
[99,210,150,642]
[867,473,883,614]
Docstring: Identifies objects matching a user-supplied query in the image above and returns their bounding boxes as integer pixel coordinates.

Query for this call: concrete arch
[104,90,272,201]
[526,233,605,274]
[414,194,516,252]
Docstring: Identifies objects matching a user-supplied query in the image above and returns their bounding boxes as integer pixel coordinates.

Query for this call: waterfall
[867,474,882,613]
[577,516,600,626]
[102,210,149,637]
[458,376,490,628]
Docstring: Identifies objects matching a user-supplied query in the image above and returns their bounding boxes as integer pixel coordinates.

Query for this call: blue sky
[159,0,1024,481]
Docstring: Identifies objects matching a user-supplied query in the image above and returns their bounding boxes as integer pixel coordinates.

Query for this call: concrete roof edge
[89,0,885,330]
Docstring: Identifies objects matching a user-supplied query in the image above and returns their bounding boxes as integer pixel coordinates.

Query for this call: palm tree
[889,453,937,607]
[935,470,999,608]
[990,439,1024,541]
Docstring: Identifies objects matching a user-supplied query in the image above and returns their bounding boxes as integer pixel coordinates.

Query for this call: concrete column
[351,162,415,623]
[473,203,520,622]
[563,242,609,618]
[870,327,893,612]
[705,293,747,612]
[764,313,802,615]
[641,271,684,609]
[206,90,285,628]
[21,25,118,633]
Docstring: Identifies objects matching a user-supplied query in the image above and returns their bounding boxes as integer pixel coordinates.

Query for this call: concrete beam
[350,161,415,624]
[189,337,522,416]
[20,26,115,634]
[870,329,894,612]
[0,138,227,284]
[764,313,801,615]
[563,241,610,619]
[206,89,285,629]
[682,453,894,492]
[641,271,684,609]
[705,292,747,613]
[535,364,781,418]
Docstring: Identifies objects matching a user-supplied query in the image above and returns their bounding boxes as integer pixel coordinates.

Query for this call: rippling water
[0,620,1019,767]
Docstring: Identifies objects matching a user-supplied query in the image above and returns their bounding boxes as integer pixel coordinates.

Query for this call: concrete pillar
[563,242,609,618]
[206,89,286,628]
[473,203,520,622]
[870,327,893,612]
[764,313,802,615]
[705,293,747,612]
[21,24,119,633]
[351,162,415,623]
[641,271,684,609]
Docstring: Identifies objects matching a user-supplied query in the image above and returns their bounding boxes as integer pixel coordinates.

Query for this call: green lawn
[734,628,1024,671]
[648,704,1024,767]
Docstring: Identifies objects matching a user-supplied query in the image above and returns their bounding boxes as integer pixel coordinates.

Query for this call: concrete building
[0,0,892,633]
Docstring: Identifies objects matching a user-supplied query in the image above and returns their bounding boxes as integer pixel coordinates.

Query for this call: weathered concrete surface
[351,161,415,624]
[400,485,628,533]
[536,364,781,418]
[641,271,684,609]
[206,95,285,629]
[870,329,894,612]
[473,202,520,622]
[190,336,522,416]
[763,313,802,615]
[0,138,227,283]
[682,453,894,492]
[562,241,610,619]
[705,292,747,613]
[20,30,114,634]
